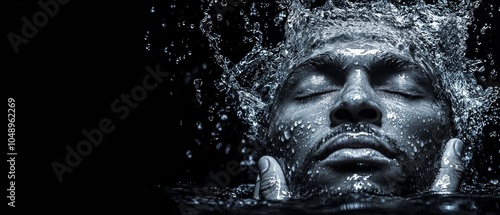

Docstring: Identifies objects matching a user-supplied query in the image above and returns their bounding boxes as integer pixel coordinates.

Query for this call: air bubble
[220,114,229,121]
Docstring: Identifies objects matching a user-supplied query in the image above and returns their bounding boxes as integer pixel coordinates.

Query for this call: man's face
[267,41,452,196]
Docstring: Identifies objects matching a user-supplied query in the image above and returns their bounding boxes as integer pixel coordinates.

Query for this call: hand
[253,155,290,200]
[430,138,465,193]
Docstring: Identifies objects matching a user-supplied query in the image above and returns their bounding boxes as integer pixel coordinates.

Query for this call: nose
[330,79,383,126]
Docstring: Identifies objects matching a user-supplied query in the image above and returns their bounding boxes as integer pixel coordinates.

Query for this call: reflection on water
[163,183,499,214]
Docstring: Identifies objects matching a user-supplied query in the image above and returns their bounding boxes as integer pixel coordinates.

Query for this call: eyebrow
[367,52,423,74]
[290,51,424,78]
[291,53,349,75]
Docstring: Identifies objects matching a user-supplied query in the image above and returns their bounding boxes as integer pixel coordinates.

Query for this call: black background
[4,0,499,214]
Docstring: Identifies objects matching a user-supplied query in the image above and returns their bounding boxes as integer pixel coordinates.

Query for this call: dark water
[144,183,500,214]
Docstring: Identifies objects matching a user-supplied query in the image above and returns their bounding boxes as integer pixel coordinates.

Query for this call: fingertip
[257,156,290,200]
[452,139,464,157]
[258,156,271,173]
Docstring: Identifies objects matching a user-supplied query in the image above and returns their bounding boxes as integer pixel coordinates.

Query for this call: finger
[256,155,290,200]
[253,174,261,199]
[431,138,465,192]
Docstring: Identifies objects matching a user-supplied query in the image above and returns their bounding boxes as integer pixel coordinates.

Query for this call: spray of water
[200,0,499,192]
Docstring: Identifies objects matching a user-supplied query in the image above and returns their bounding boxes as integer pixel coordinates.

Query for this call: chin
[327,180,401,196]
[339,182,401,196]
[292,182,402,198]
[290,167,406,197]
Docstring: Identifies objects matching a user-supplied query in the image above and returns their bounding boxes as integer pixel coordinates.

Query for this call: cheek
[271,103,331,141]
[383,102,450,158]
[270,111,327,152]
[268,105,331,172]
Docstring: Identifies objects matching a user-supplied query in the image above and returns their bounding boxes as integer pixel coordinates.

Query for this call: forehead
[308,40,414,62]
[287,39,427,77]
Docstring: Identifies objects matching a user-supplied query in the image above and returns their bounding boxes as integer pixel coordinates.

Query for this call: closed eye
[294,89,338,100]
[379,90,425,99]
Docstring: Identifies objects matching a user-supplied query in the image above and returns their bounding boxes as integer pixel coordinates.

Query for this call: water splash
[200,0,499,193]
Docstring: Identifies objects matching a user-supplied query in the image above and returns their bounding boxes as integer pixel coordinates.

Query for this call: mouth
[314,132,397,170]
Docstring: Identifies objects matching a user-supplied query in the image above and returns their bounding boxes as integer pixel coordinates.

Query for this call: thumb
[253,155,290,200]
[431,138,465,193]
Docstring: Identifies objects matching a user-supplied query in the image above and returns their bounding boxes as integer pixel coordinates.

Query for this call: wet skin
[253,41,465,199]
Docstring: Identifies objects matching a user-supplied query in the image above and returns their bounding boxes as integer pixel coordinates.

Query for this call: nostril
[359,108,381,122]
[330,101,383,127]
[334,109,352,121]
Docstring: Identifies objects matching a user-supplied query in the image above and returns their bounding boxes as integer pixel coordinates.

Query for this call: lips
[314,132,397,167]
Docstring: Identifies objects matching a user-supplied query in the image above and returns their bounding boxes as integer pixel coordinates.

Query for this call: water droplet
[216,142,223,150]
[194,78,203,105]
[490,179,499,185]
[284,130,291,140]
[220,114,228,121]
[216,122,223,131]
[250,3,258,16]
[490,131,497,137]
[480,23,491,35]
[225,144,231,154]
[240,146,247,154]
[186,150,192,159]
